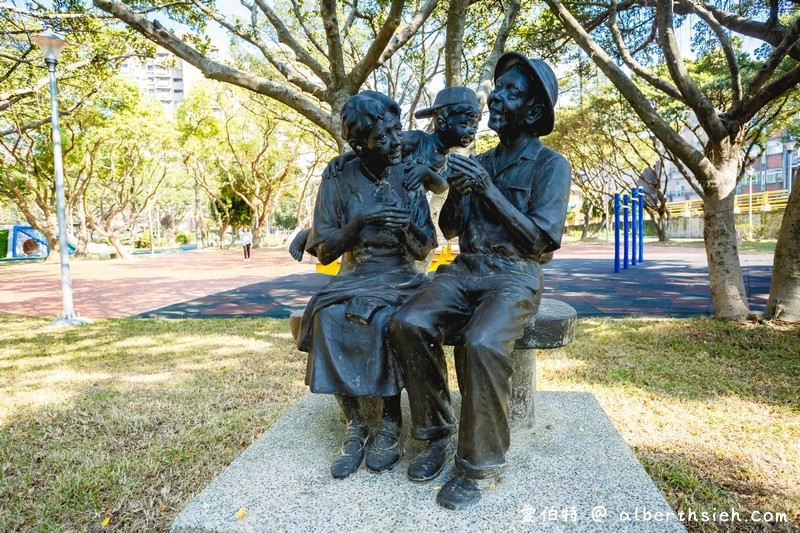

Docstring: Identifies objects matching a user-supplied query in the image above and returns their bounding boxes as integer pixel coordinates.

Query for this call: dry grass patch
[541,317,800,531]
[0,316,306,532]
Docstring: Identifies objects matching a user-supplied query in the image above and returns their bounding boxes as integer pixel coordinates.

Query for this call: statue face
[364,114,404,166]
[487,68,534,136]
[440,112,479,149]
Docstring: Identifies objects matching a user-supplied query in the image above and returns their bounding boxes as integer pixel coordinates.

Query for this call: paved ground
[0,243,772,320]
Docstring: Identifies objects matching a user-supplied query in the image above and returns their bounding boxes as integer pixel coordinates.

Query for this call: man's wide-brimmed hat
[494,52,558,135]
[414,87,480,119]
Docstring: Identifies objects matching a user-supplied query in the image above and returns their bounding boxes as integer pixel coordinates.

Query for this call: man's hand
[448,154,492,196]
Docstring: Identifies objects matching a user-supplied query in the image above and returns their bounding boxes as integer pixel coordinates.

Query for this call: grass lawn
[0,316,798,531]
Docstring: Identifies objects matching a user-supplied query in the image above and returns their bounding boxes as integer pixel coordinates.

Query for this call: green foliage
[176,231,189,244]
[740,224,772,242]
[272,196,299,230]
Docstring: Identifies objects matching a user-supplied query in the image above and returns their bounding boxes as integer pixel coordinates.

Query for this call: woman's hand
[358,203,411,229]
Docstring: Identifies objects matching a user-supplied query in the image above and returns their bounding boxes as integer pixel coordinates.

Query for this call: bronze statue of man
[389,53,572,510]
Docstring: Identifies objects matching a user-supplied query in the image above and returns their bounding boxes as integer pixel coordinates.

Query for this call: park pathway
[0,243,772,319]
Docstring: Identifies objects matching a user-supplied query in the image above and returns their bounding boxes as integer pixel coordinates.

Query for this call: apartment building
[737,137,798,195]
[120,50,186,117]
[662,134,797,202]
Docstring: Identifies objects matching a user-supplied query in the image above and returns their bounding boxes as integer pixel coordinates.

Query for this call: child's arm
[403,161,448,194]
[289,228,311,261]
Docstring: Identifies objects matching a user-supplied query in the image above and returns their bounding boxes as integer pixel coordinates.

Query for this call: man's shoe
[406,436,454,482]
[365,418,403,473]
[436,474,497,510]
[331,426,368,479]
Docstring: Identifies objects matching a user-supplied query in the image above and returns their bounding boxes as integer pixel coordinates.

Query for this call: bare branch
[732,66,800,125]
[690,2,742,104]
[655,0,728,143]
[92,0,333,135]
[475,0,522,110]
[674,0,800,62]
[189,0,326,99]
[349,0,406,88]
[290,0,327,55]
[747,16,800,96]
[607,0,683,101]
[542,0,714,182]
[251,0,330,83]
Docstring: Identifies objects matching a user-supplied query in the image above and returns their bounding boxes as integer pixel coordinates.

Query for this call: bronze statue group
[292,52,571,511]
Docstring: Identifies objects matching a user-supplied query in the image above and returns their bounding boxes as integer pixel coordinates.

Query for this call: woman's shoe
[331,425,368,479]
[366,418,403,473]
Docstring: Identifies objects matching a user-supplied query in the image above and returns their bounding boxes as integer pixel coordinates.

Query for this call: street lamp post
[31,29,89,325]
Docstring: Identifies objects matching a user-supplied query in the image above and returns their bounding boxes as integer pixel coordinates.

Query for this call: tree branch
[349,0,406,88]
[747,16,800,96]
[251,0,330,83]
[655,0,728,143]
[690,2,742,104]
[92,0,333,136]
[731,66,800,125]
[674,0,800,61]
[475,0,522,111]
[289,0,327,55]
[606,0,683,101]
[190,0,327,99]
[320,0,346,84]
[542,0,714,183]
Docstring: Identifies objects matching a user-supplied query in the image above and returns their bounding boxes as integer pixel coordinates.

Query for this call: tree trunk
[702,190,750,319]
[109,235,131,260]
[74,203,91,257]
[764,169,800,322]
[581,211,591,240]
[655,213,670,242]
[444,0,470,87]
[42,212,60,262]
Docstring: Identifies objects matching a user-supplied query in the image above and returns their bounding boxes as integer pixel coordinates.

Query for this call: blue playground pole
[639,192,645,262]
[614,193,620,272]
[623,194,629,269]
[631,188,638,266]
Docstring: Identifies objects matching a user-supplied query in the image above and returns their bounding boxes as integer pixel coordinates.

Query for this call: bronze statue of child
[295,91,436,479]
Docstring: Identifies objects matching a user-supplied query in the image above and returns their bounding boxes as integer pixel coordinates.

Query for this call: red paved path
[0,243,773,319]
[0,248,314,319]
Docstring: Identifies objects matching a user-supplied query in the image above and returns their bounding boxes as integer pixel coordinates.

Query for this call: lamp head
[31,29,68,64]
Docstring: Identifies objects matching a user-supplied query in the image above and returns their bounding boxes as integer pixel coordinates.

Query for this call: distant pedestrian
[240,229,253,262]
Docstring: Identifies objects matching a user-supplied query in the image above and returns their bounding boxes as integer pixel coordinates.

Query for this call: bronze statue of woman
[296,91,436,479]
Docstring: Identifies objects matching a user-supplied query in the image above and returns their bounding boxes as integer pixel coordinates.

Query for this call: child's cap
[414,87,480,119]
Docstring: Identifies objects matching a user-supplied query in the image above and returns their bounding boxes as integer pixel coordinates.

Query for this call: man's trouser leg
[389,276,470,440]
[453,278,538,478]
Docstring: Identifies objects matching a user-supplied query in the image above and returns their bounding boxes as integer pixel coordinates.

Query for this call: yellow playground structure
[315,242,460,276]
[665,189,789,218]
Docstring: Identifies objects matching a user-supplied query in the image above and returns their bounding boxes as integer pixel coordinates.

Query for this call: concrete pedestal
[172,392,684,532]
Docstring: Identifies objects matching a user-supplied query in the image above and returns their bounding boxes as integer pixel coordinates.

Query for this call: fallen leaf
[101,517,110,527]
[235,508,247,521]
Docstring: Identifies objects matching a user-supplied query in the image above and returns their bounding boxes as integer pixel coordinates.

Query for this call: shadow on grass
[638,446,797,532]
[0,315,308,531]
